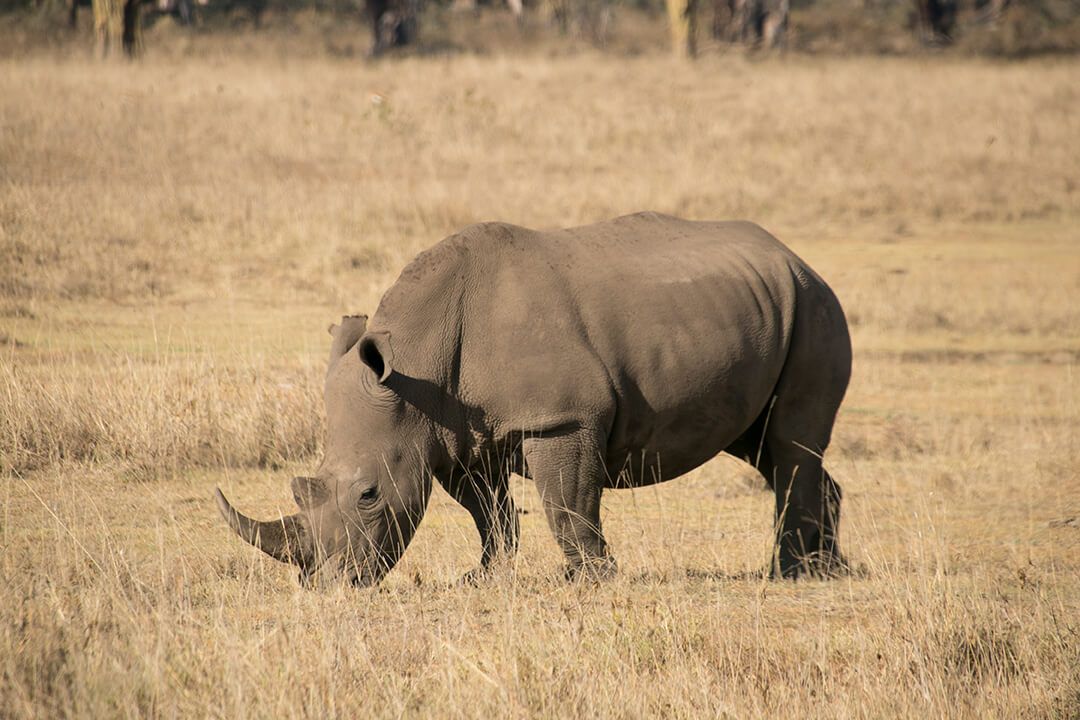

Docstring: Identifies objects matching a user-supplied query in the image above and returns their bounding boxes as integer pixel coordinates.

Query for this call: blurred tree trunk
[712,0,786,49]
[92,0,142,57]
[667,0,697,56]
[549,0,613,44]
[915,0,956,43]
[369,0,421,54]
[759,0,786,47]
[974,0,1008,24]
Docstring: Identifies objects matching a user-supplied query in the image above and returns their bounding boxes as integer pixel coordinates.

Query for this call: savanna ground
[1,36,1079,718]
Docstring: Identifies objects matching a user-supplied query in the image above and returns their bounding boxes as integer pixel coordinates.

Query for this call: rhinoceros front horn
[214,488,313,569]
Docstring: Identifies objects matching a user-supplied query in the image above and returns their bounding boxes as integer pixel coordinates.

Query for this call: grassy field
[2,47,1079,718]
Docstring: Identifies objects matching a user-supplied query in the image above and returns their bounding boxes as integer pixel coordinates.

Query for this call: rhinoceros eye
[359,486,378,502]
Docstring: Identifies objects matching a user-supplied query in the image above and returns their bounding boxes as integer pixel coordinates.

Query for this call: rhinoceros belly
[584,256,793,487]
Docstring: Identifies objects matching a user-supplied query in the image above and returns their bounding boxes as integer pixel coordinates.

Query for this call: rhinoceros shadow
[679,563,869,583]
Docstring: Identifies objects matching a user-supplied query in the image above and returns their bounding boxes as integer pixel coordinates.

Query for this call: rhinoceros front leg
[523,428,617,581]
[439,465,519,582]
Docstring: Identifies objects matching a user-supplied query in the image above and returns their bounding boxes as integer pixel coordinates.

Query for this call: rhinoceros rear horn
[328,315,368,366]
[214,488,313,568]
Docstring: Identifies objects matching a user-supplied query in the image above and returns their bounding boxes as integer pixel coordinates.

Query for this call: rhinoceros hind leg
[766,449,846,579]
[761,274,851,579]
[725,395,847,578]
[762,374,849,578]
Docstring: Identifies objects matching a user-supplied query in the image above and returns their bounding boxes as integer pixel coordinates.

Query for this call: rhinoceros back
[375,212,834,482]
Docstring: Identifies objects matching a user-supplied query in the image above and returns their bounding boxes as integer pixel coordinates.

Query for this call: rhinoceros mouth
[350,566,383,588]
[293,540,389,588]
[342,550,391,588]
[216,487,400,588]
[296,558,385,589]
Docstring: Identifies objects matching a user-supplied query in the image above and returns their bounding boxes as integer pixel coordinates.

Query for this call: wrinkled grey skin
[216,212,852,586]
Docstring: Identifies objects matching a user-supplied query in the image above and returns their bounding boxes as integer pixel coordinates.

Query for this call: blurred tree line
[3,0,1079,57]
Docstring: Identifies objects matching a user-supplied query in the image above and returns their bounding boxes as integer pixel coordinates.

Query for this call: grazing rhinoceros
[215,212,852,587]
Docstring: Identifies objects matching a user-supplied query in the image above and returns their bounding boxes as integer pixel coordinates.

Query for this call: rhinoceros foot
[564,555,618,583]
[773,550,849,581]
[460,566,492,587]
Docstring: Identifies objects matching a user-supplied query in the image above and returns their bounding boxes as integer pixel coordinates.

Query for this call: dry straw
[1,48,1078,718]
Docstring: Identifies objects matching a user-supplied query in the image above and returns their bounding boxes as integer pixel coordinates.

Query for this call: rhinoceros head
[215,315,435,587]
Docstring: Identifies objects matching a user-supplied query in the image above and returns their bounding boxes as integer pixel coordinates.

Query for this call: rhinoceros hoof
[565,556,618,583]
[773,551,849,581]
[460,566,492,587]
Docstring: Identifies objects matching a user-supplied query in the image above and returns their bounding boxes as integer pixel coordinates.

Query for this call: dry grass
[1,46,1079,718]
[6,0,1080,58]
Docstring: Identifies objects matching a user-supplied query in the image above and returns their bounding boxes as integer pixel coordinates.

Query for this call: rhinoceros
[215,212,852,586]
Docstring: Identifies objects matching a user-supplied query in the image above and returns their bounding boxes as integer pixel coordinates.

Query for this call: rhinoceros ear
[328,315,368,366]
[292,476,330,510]
[358,331,394,383]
